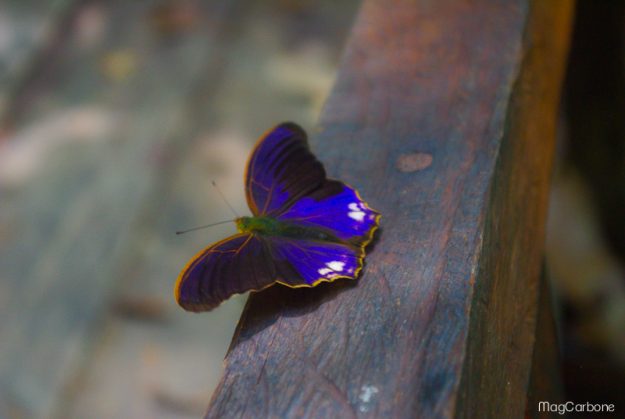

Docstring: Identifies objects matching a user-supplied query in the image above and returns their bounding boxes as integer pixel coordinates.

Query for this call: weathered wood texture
[207,1,572,418]
[525,271,563,419]
[455,2,572,417]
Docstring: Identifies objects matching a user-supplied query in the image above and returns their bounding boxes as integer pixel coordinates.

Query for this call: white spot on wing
[318,268,332,276]
[327,261,345,272]
[348,211,366,221]
[348,202,367,222]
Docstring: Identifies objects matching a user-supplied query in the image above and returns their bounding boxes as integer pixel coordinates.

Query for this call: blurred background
[548,0,625,407]
[0,0,359,417]
[0,1,624,418]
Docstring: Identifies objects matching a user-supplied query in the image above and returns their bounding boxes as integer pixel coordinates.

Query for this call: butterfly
[175,122,380,312]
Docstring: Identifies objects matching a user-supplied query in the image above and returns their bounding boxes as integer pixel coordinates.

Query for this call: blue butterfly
[175,123,380,311]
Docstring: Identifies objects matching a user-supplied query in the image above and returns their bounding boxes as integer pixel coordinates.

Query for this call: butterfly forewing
[245,123,326,216]
[277,180,380,247]
[175,234,276,312]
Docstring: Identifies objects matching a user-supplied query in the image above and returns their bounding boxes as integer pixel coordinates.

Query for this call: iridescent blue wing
[245,122,325,216]
[245,122,380,246]
[278,180,380,247]
[175,234,277,312]
[270,238,364,287]
[263,179,379,289]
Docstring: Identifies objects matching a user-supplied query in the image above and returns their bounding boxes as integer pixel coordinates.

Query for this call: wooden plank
[0,1,241,417]
[206,1,573,418]
[525,270,564,419]
[454,2,573,416]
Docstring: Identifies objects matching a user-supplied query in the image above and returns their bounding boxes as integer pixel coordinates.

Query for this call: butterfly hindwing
[269,238,364,287]
[245,123,325,216]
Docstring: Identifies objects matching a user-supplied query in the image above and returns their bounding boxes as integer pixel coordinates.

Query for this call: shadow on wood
[230,229,382,346]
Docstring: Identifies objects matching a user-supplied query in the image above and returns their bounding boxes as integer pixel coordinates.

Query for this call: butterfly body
[175,122,380,312]
[236,216,341,243]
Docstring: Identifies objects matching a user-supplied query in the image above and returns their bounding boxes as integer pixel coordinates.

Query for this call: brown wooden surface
[525,270,564,419]
[455,2,573,417]
[207,1,573,418]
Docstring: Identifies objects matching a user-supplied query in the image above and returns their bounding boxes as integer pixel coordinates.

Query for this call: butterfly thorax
[235,216,281,235]
[236,216,341,243]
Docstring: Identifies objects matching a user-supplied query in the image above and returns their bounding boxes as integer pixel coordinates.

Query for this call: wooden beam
[525,269,564,419]
[207,0,573,417]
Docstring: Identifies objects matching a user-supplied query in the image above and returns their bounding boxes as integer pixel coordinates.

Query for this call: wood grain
[525,270,564,419]
[455,1,573,417]
[207,1,573,418]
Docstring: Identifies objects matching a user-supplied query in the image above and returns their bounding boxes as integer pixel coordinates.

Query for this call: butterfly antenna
[211,180,240,217]
[176,219,234,235]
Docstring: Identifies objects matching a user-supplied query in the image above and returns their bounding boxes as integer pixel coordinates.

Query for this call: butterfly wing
[245,122,325,216]
[177,123,380,311]
[175,234,278,312]
[176,231,365,312]
[246,122,379,245]
[277,180,380,247]
[270,238,365,287]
